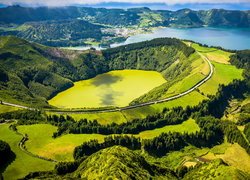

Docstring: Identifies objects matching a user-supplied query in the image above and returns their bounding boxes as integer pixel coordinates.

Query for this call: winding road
[1,51,213,113]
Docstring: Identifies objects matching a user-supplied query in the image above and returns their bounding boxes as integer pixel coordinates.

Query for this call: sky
[0,0,249,10]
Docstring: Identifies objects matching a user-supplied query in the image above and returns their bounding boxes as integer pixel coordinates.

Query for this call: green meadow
[135,119,199,139]
[48,70,166,108]
[0,104,20,114]
[16,119,198,162]
[18,124,105,162]
[198,62,243,95]
[0,124,54,180]
[191,43,243,95]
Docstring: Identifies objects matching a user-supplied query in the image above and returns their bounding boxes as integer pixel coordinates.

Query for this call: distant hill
[0,6,249,27]
[1,19,105,47]
[0,6,249,47]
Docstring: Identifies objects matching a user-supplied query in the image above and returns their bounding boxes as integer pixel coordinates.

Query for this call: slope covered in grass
[183,159,250,180]
[0,36,196,108]
[17,124,105,161]
[73,146,177,179]
[0,124,54,180]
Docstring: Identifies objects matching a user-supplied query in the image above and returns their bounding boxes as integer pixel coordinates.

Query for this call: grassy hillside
[0,124,54,180]
[183,159,250,180]
[15,20,105,47]
[131,52,208,104]
[192,43,244,95]
[45,42,243,125]
[0,104,20,114]
[0,36,196,108]
[73,146,177,179]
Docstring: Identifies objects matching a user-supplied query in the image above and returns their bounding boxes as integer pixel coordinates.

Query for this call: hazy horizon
[0,2,249,10]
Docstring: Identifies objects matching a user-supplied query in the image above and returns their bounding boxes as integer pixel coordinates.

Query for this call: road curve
[1,51,213,113]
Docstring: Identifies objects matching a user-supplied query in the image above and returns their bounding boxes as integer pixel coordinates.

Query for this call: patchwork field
[0,124,54,180]
[48,70,166,108]
[192,43,243,95]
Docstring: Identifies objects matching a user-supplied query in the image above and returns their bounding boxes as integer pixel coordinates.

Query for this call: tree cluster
[0,140,12,165]
[103,38,194,59]
[0,110,45,124]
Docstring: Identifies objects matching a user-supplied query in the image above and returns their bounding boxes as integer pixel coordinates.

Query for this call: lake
[48,70,166,108]
[112,27,250,50]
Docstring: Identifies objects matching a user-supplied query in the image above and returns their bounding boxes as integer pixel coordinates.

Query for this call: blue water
[112,27,250,50]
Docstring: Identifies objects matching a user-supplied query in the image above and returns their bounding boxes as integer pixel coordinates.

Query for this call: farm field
[48,70,166,108]
[18,124,105,162]
[0,124,54,180]
[17,119,198,161]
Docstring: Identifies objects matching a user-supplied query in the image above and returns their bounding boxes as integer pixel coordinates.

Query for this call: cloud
[1,0,250,7]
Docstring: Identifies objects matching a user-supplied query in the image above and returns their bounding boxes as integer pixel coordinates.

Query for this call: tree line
[102,37,195,58]
[48,106,188,137]
[73,115,249,160]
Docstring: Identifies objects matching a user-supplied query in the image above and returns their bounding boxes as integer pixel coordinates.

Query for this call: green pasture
[17,119,198,162]
[0,124,54,180]
[17,124,105,162]
[136,119,199,139]
[199,62,243,95]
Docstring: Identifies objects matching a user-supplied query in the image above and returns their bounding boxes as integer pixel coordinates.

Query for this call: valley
[0,4,249,180]
[1,36,249,179]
